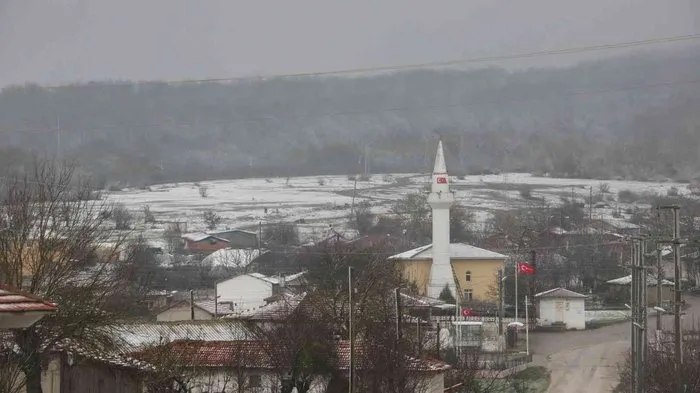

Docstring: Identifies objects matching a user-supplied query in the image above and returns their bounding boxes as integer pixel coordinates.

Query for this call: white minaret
[427,140,456,299]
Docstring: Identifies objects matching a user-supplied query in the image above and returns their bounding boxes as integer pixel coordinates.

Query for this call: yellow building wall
[397,258,504,302]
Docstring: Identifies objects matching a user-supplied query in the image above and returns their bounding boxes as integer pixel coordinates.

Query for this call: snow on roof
[247,272,306,285]
[0,285,57,313]
[535,288,587,299]
[389,243,506,260]
[228,292,307,321]
[599,218,641,230]
[202,248,267,267]
[182,232,229,243]
[606,275,674,286]
[211,228,256,235]
[113,321,251,352]
[400,292,456,310]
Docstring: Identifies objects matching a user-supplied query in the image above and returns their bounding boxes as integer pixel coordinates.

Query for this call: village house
[0,285,57,329]
[209,228,259,248]
[606,274,675,307]
[134,339,450,393]
[535,287,587,330]
[181,232,231,253]
[156,299,236,321]
[216,272,306,310]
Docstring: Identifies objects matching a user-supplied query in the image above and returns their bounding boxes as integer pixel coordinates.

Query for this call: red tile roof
[0,285,57,313]
[135,339,449,373]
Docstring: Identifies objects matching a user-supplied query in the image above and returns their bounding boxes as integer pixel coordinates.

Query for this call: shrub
[317,178,326,186]
[202,209,222,230]
[598,182,611,194]
[142,205,156,224]
[667,186,680,197]
[112,203,133,230]
[198,185,208,198]
[518,184,533,199]
[617,189,639,203]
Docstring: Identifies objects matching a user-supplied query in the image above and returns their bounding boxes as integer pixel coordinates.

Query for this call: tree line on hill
[0,45,699,186]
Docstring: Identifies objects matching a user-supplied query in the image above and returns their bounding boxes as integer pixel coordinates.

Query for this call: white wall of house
[538,297,586,330]
[217,275,273,311]
[156,305,213,322]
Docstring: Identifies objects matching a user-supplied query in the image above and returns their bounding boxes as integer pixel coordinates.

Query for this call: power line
[33,33,700,89]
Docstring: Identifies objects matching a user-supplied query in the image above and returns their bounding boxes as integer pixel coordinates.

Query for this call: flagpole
[515,261,518,324]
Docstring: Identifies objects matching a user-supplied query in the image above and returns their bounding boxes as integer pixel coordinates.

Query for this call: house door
[554,301,565,323]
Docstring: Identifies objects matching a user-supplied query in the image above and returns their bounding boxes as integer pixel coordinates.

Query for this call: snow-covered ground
[107,173,692,246]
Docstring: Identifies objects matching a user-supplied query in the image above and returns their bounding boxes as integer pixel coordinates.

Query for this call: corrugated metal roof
[0,286,57,313]
[182,232,229,243]
[606,275,674,286]
[113,321,252,352]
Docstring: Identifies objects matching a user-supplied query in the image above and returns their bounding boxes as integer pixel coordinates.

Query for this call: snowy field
[107,173,692,246]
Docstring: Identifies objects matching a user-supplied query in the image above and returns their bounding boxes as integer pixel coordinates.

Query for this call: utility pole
[56,116,62,162]
[348,266,354,393]
[656,247,663,334]
[459,133,465,169]
[498,269,504,336]
[630,239,638,393]
[436,320,441,360]
[589,186,593,222]
[395,288,402,341]
[190,289,195,321]
[258,221,262,255]
[660,205,683,388]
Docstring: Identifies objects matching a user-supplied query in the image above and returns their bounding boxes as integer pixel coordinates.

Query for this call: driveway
[530,294,700,393]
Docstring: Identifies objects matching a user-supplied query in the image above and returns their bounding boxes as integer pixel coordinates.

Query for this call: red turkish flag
[436,177,447,184]
[517,262,535,275]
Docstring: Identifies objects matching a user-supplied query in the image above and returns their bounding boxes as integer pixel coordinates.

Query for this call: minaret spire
[427,140,456,300]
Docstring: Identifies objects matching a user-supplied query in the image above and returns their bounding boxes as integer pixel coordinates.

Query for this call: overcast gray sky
[0,0,698,87]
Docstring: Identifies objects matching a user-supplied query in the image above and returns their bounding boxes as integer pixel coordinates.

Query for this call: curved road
[530,294,700,393]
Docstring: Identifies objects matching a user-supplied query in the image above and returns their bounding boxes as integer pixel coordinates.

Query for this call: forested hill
[1,46,699,187]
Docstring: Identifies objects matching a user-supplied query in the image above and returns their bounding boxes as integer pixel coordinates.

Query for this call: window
[465,271,472,282]
[248,375,262,388]
[463,289,473,301]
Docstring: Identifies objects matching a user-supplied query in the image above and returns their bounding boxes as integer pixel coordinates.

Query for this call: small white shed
[535,287,587,330]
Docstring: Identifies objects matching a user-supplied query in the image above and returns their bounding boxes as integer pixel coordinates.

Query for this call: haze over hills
[1,46,699,186]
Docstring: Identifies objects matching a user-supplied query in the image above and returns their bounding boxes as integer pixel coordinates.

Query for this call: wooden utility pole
[498,269,504,335]
[589,186,593,222]
[190,289,195,320]
[348,266,354,393]
[656,247,663,333]
[395,288,402,341]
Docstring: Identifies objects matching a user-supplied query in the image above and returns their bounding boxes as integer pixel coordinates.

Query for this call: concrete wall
[156,305,213,322]
[217,275,272,310]
[399,258,504,301]
[539,298,585,330]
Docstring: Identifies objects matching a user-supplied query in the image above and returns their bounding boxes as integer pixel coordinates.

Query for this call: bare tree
[617,332,700,393]
[112,203,133,229]
[263,222,299,247]
[0,160,135,393]
[163,223,184,254]
[198,185,208,198]
[202,209,222,230]
[349,201,375,235]
[143,204,156,224]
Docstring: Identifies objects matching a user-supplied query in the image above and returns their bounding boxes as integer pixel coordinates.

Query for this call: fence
[431,315,537,331]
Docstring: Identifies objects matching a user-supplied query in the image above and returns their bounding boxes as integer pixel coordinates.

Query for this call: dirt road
[530,294,700,393]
